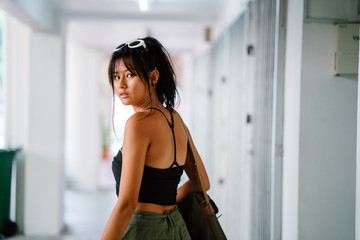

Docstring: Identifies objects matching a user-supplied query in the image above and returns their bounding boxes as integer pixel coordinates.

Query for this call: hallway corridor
[1,0,359,239]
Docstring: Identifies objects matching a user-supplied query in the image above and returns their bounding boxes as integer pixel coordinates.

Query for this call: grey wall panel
[251,0,278,239]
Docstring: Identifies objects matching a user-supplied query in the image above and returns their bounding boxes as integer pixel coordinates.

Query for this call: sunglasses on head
[114,39,147,52]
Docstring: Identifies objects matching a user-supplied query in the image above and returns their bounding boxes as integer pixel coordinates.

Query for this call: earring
[151,82,155,86]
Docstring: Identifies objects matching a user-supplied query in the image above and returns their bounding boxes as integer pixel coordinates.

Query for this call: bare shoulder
[125,109,184,133]
[126,111,149,125]
[172,110,186,130]
[124,112,152,136]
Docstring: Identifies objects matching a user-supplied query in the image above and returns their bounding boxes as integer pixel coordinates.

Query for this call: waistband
[129,206,183,227]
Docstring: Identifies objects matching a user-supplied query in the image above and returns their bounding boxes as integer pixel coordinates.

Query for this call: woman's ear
[149,69,159,86]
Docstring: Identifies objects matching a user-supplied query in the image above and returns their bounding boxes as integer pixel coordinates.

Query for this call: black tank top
[112,108,185,205]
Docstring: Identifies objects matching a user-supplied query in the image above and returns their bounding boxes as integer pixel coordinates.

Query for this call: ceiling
[56,0,241,55]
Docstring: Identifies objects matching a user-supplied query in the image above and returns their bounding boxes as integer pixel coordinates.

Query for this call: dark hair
[108,37,178,110]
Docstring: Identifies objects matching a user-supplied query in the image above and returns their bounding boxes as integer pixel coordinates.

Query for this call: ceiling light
[139,0,149,12]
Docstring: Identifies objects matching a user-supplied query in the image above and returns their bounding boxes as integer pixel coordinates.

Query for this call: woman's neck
[132,87,164,113]
[132,98,164,113]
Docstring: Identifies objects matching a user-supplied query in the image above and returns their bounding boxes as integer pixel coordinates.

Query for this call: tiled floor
[8,189,118,240]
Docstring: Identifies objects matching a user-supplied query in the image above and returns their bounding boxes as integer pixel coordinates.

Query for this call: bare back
[143,108,187,169]
[135,107,188,213]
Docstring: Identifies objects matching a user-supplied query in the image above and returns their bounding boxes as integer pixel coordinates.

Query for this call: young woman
[101,37,210,240]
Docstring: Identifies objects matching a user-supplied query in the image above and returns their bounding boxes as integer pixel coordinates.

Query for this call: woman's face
[113,59,149,109]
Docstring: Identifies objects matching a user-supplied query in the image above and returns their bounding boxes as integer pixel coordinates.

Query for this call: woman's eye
[114,76,120,80]
[127,73,134,78]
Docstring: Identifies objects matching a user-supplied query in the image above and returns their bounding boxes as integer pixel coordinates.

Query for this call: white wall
[4,12,65,234]
[226,14,252,240]
[207,36,231,233]
[298,22,357,240]
[190,52,211,170]
[190,13,252,239]
[65,43,105,191]
[282,0,304,239]
[175,52,194,124]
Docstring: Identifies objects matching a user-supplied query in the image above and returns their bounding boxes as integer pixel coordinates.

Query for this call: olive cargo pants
[122,206,191,240]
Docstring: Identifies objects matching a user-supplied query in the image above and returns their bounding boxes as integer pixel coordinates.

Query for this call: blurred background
[0,0,359,239]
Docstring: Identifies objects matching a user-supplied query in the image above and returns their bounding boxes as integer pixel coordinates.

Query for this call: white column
[65,43,102,191]
[3,11,31,234]
[3,12,31,149]
[282,0,304,239]
[23,31,65,235]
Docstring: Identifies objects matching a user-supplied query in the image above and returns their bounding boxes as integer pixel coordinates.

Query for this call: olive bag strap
[179,116,210,206]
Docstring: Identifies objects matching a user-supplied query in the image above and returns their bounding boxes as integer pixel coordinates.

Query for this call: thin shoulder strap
[179,116,210,206]
[146,107,179,168]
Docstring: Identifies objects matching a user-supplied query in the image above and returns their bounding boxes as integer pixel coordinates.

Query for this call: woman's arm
[101,114,150,240]
[177,124,210,202]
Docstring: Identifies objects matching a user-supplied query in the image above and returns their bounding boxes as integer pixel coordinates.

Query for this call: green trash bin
[0,149,19,224]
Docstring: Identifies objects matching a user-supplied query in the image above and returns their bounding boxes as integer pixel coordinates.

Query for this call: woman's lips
[119,93,129,98]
